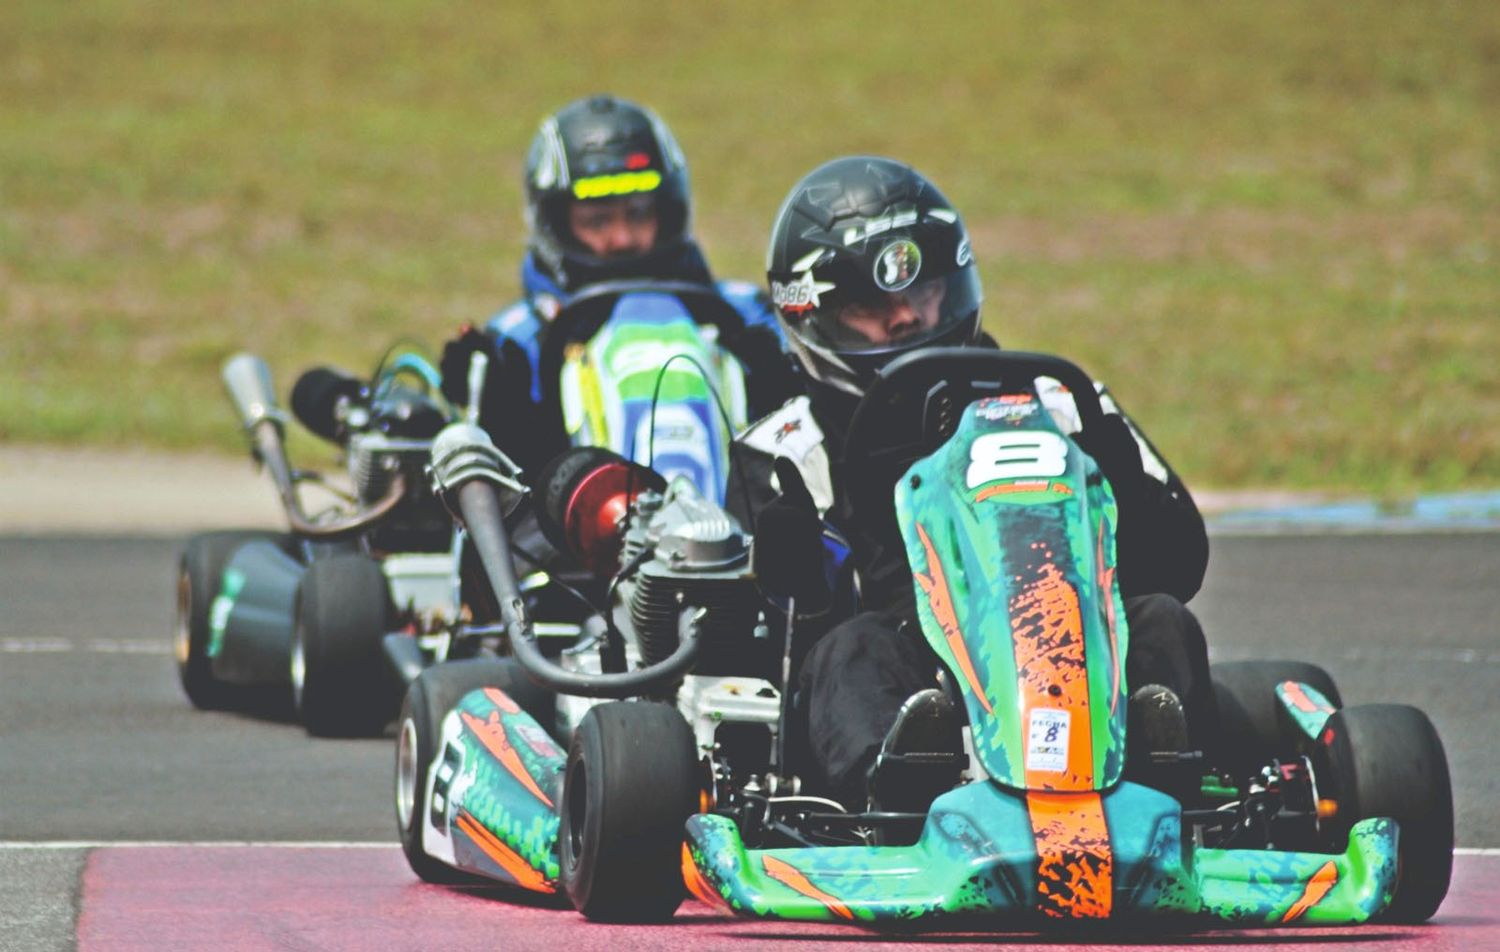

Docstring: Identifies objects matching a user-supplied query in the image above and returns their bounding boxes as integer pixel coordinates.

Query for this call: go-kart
[174,345,463,735]
[175,281,756,737]
[395,348,1453,927]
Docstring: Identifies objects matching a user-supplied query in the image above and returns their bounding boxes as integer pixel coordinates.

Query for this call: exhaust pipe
[222,352,287,433]
[430,422,701,698]
[221,352,406,539]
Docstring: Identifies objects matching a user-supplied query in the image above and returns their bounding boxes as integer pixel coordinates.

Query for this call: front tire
[1315,704,1454,923]
[293,553,397,737]
[396,658,556,885]
[1211,659,1342,781]
[559,702,699,922]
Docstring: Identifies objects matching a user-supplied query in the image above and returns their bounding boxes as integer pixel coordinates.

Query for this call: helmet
[523,94,693,290]
[766,156,982,395]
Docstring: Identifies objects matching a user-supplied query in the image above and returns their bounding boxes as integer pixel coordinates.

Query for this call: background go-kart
[2,1,1498,949]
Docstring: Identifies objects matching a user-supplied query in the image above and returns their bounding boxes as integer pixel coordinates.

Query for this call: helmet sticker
[790,248,829,272]
[841,207,918,246]
[956,236,972,267]
[570,169,662,199]
[533,117,569,189]
[771,269,837,315]
[873,238,922,291]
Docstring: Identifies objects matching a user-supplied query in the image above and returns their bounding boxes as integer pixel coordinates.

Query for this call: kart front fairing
[894,390,1129,792]
[557,290,747,505]
[418,687,564,893]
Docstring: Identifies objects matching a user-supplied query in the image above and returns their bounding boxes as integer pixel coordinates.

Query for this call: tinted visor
[802,266,981,355]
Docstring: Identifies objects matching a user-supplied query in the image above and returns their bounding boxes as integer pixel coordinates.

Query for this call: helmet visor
[798,266,981,356]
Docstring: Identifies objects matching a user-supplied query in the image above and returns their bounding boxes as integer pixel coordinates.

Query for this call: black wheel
[1211,659,1342,781]
[174,530,289,710]
[559,702,699,922]
[395,657,557,885]
[1315,704,1453,923]
[292,553,398,737]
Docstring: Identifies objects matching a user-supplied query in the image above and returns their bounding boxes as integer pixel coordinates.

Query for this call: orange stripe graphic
[1027,791,1112,919]
[484,686,521,715]
[1282,859,1339,922]
[761,855,855,921]
[454,811,555,893]
[461,709,554,808]
[682,843,732,914]
[1010,554,1093,789]
[1280,680,1334,714]
[974,480,1074,502]
[975,480,1050,500]
[913,522,992,713]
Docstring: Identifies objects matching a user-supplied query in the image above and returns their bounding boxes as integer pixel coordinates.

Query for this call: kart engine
[617,481,769,678]
[343,389,450,551]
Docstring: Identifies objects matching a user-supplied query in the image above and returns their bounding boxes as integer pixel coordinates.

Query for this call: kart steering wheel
[840,348,1107,544]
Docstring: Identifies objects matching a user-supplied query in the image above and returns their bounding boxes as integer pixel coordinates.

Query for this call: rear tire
[1211,659,1341,781]
[396,658,556,885]
[559,702,699,922]
[175,530,289,710]
[1315,704,1453,923]
[293,553,397,737]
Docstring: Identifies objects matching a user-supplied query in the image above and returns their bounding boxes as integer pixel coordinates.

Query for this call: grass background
[2,1,1496,494]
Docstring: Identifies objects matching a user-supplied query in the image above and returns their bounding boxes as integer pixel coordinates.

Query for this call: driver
[738,155,1216,810]
[439,94,795,475]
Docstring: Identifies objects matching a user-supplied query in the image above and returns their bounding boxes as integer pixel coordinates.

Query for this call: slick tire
[1211,659,1342,782]
[1315,704,1454,923]
[560,702,699,922]
[174,530,290,711]
[292,553,398,737]
[395,658,556,885]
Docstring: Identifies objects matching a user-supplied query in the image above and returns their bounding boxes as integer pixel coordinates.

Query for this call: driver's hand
[439,325,492,407]
[752,458,831,611]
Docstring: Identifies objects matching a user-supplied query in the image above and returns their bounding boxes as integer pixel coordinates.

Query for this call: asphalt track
[2,530,1498,950]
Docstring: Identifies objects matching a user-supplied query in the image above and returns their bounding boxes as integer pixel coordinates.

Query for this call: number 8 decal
[965,430,1070,488]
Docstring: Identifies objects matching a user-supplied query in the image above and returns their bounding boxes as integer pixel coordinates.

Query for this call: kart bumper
[682,781,1397,925]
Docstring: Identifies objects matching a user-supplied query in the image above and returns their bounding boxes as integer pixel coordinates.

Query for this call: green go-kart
[399,348,1452,928]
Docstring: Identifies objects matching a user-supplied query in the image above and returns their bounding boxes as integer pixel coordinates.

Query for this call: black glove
[439,325,495,409]
[752,457,831,611]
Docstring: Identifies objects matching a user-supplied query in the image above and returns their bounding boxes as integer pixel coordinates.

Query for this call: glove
[439,325,494,409]
[752,457,831,611]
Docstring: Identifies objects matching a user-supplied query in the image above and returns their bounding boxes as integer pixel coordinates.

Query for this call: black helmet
[524,94,693,290]
[766,156,982,395]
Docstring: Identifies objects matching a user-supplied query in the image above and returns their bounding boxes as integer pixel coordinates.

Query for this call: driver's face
[568,194,659,258]
[835,278,947,346]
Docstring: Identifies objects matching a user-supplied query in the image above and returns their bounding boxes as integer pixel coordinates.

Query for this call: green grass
[2,1,1497,494]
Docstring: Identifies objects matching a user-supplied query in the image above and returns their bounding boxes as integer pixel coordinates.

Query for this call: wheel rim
[396,716,419,831]
[173,569,193,666]
[290,625,306,708]
[565,758,588,869]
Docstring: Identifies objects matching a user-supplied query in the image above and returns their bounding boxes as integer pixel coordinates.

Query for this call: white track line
[1,640,170,654]
[2,842,1496,853]
[0,841,394,849]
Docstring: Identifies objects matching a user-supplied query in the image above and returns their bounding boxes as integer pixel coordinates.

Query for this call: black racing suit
[732,361,1215,807]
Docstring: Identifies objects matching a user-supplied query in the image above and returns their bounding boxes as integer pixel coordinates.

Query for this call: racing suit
[733,351,1215,807]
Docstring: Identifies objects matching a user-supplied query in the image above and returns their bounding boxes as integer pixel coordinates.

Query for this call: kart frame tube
[454,477,702,698]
